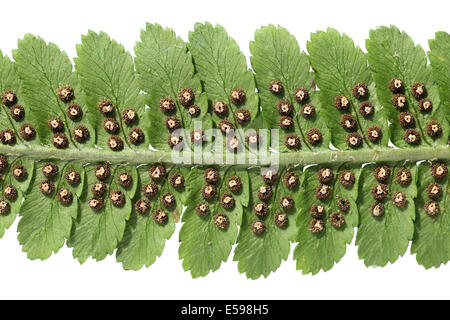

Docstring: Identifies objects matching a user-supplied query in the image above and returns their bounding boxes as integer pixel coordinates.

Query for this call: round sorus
[42,162,59,179]
[190,129,204,145]
[226,136,242,152]
[48,117,64,132]
[389,78,404,93]
[403,129,420,145]
[66,103,82,120]
[195,203,210,217]
[12,164,27,180]
[110,190,125,207]
[257,185,272,200]
[204,168,219,184]
[73,126,90,143]
[153,209,168,224]
[0,200,10,215]
[426,183,442,199]
[168,134,183,149]
[424,200,439,216]
[149,165,166,181]
[52,133,68,148]
[117,172,132,187]
[370,202,385,217]
[40,180,55,195]
[317,167,334,184]
[398,112,415,128]
[187,105,200,117]
[274,211,288,228]
[371,183,388,200]
[170,173,185,189]
[330,212,345,228]
[396,169,412,185]
[301,104,315,119]
[135,199,150,215]
[91,181,107,197]
[431,163,447,180]
[201,184,217,200]
[89,197,104,211]
[367,126,382,143]
[426,121,442,138]
[392,191,407,207]
[0,129,16,145]
[218,119,235,134]
[142,183,158,198]
[285,134,301,150]
[161,192,175,208]
[246,132,260,148]
[214,213,229,229]
[418,98,433,113]
[213,100,228,117]
[122,108,138,125]
[340,114,357,131]
[230,88,246,105]
[283,172,299,189]
[178,88,195,106]
[374,165,390,182]
[235,108,250,124]
[57,188,72,205]
[279,116,294,130]
[280,195,294,210]
[334,95,350,110]
[359,101,374,118]
[306,128,322,145]
[252,220,266,235]
[276,100,292,116]
[57,85,74,102]
[315,184,331,200]
[352,82,368,99]
[107,136,124,151]
[98,99,114,115]
[10,105,24,121]
[159,97,175,114]
[294,87,309,103]
[227,176,242,193]
[253,202,268,217]
[339,170,355,187]
[269,80,283,94]
[220,193,235,209]
[337,198,350,211]
[261,168,278,184]
[0,155,8,173]
[411,82,426,100]
[20,124,36,140]
[103,118,119,134]
[309,219,324,233]
[392,94,407,110]
[310,204,325,219]
[1,90,17,107]
[95,164,110,180]
[3,185,17,200]
[65,169,80,185]
[346,132,362,148]
[128,128,144,145]
[165,116,181,132]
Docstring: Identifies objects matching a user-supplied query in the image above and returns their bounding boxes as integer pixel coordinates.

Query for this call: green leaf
[68,164,136,263]
[293,165,360,274]
[411,161,449,269]
[179,166,249,277]
[366,26,449,147]
[356,162,417,266]
[308,28,389,150]
[234,166,302,279]
[18,161,84,260]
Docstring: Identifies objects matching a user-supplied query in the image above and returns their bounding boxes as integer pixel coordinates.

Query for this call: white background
[0,0,449,300]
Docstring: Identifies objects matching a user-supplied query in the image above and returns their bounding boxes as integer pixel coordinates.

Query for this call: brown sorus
[337,198,350,211]
[122,108,138,125]
[0,200,10,215]
[40,180,55,195]
[170,173,185,189]
[66,103,82,120]
[418,98,433,113]
[274,211,288,228]
[246,132,260,148]
[279,116,293,130]
[389,78,404,93]
[261,168,278,184]
[149,165,166,181]
[89,197,104,211]
[257,185,273,200]
[424,200,439,216]
[276,100,292,116]
[269,80,283,94]
[374,165,390,182]
[48,117,64,132]
[0,129,16,145]
[201,184,217,200]
[142,183,158,198]
[3,185,17,200]
[431,163,447,180]
[218,119,235,134]
[110,190,125,207]
[396,169,412,185]
[57,85,74,102]
[330,212,345,228]
[340,114,357,131]
[346,132,362,148]
[195,203,210,217]
[103,118,119,134]
[57,188,72,205]
[52,133,68,148]
[392,191,407,207]
[253,202,268,217]
[294,88,309,103]
[227,176,242,192]
[340,170,355,187]
[283,172,299,189]
[129,128,144,145]
[285,134,301,150]
[0,155,7,173]
[187,105,200,117]
[42,170,57,186]
[10,105,24,121]
[98,99,114,115]
[204,168,219,184]
[226,136,242,152]
[20,124,36,140]
[214,213,229,229]
[12,164,26,180]
[392,94,407,110]
[161,192,175,208]
[117,172,132,187]
[310,204,325,219]
[95,164,110,180]
[252,220,266,235]
[426,120,442,138]
[65,170,80,185]
[213,100,228,117]
[230,88,246,105]
[306,128,322,145]
[367,126,382,143]
[168,134,183,149]
[352,82,368,99]
[309,219,324,233]
[315,184,331,200]
[1,90,17,107]
[372,183,388,200]
[403,129,420,145]
[370,202,385,217]
[135,199,150,215]
[220,193,235,209]
[398,112,415,128]
[178,88,195,106]
[359,101,374,118]
[334,95,350,110]
[108,136,124,151]
[411,82,426,100]
[91,181,107,197]
[165,116,181,132]
[426,183,442,199]
[159,97,176,114]
[190,129,204,145]
[280,195,294,210]
[153,209,168,224]
[235,108,250,124]
[301,104,315,119]
[73,126,89,143]
[317,167,334,184]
